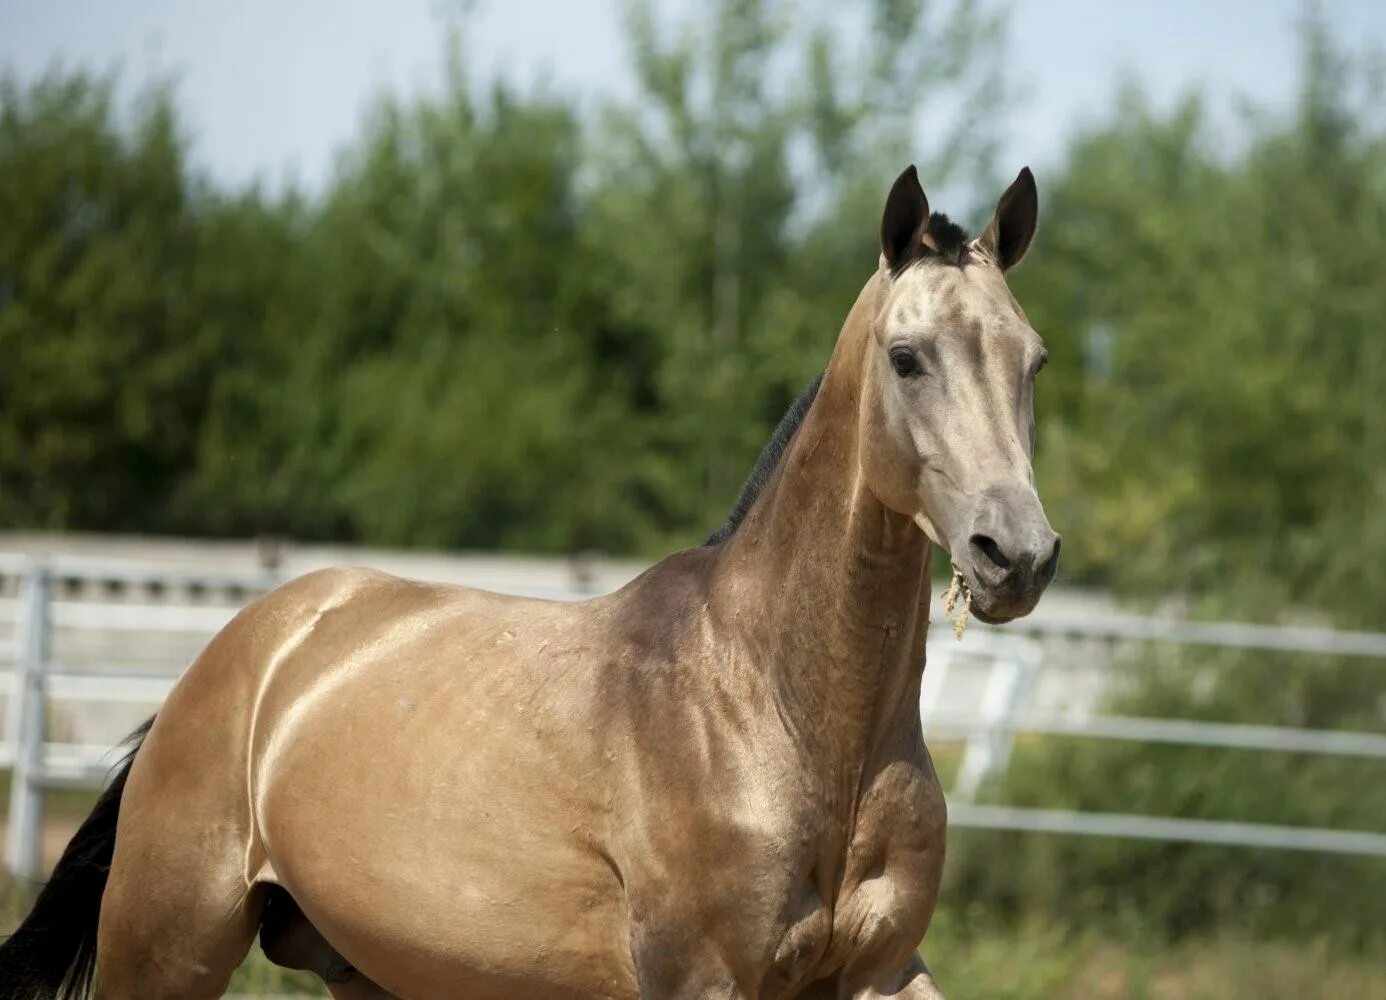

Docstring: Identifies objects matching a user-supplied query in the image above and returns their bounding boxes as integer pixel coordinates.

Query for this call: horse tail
[0,717,153,999]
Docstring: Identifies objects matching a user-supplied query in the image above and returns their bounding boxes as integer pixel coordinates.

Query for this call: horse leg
[93,674,272,996]
[93,750,269,1000]
[97,825,398,1000]
[854,955,945,999]
[94,863,266,1000]
[260,885,397,999]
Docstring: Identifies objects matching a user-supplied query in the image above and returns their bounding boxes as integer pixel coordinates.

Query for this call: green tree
[583,0,1008,542]
[0,73,211,531]
[183,50,644,551]
[1,2,1011,553]
[1017,11,1386,628]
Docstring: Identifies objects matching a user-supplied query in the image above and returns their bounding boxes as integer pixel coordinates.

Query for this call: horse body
[3,163,1056,999]
[110,567,630,998]
[101,521,944,998]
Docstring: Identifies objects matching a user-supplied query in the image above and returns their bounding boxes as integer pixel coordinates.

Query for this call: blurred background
[2,0,1385,996]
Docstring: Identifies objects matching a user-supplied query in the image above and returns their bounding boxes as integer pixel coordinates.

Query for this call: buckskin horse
[1,164,1059,1000]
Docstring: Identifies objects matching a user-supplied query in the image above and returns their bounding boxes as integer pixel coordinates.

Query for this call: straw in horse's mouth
[942,566,973,639]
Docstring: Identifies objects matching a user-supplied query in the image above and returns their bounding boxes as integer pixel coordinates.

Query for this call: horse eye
[889,347,920,378]
[1033,351,1049,377]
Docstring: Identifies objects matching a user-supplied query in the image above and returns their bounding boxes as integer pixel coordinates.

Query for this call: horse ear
[977,167,1038,270]
[880,165,930,271]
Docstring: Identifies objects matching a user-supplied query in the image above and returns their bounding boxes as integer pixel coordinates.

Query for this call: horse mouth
[955,567,1045,626]
[968,605,1009,626]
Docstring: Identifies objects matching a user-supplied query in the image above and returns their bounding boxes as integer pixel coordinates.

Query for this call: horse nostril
[969,534,1011,573]
[1040,536,1061,581]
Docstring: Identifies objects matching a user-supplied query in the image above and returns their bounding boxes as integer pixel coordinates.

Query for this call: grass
[923,912,1386,999]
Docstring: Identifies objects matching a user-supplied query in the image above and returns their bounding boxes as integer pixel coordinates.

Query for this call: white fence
[2,551,1384,881]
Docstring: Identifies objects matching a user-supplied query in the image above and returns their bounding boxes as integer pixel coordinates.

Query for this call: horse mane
[923,212,969,265]
[890,211,970,275]
[705,371,824,545]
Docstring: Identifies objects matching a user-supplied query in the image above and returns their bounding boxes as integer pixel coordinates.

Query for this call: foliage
[1015,14,1386,628]
[3,8,1380,614]
[943,644,1386,948]
[582,0,1006,539]
[0,74,210,531]
[181,55,641,551]
[1,0,1006,553]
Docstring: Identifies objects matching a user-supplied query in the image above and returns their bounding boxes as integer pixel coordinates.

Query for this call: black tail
[0,718,153,999]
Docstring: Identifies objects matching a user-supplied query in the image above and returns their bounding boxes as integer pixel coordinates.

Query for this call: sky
[3,1,1385,197]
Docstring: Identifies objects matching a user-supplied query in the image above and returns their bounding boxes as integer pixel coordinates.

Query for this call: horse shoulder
[590,555,848,997]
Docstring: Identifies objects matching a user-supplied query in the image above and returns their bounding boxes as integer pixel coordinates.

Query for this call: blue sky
[3,1,1384,196]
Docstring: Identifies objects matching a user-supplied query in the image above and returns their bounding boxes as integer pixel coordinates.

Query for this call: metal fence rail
[0,556,278,876]
[2,552,1383,880]
[929,710,1386,758]
[949,805,1386,857]
[1003,610,1386,658]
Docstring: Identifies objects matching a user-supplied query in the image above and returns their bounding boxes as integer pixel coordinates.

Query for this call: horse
[0,163,1059,1000]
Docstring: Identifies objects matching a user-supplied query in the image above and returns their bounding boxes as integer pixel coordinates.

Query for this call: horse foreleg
[854,954,945,999]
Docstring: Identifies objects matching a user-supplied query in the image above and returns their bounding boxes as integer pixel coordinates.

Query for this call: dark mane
[704,372,824,545]
[888,211,971,275]
[925,212,969,264]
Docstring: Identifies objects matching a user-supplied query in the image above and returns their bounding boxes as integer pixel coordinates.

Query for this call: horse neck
[711,274,933,766]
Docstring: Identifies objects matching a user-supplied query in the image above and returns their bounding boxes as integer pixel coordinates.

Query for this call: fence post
[919,644,953,725]
[952,640,1042,802]
[6,560,50,880]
